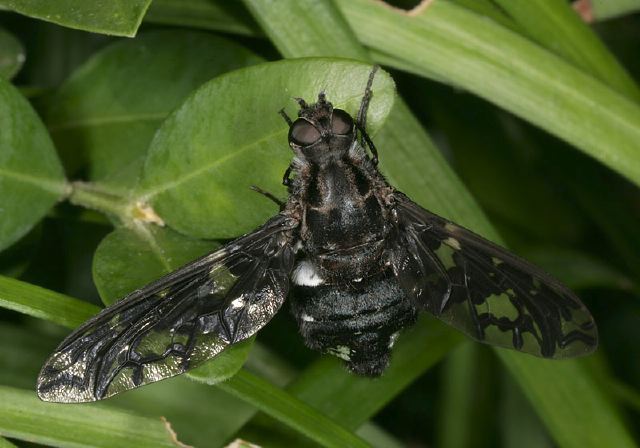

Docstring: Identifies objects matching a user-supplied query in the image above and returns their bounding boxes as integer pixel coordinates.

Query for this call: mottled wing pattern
[37,215,297,403]
[390,193,597,358]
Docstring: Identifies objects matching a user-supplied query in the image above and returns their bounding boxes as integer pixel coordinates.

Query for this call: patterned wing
[389,193,597,358]
[37,215,297,403]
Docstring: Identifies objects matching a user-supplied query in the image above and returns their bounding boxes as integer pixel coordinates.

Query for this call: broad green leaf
[46,30,263,193]
[336,0,640,188]
[0,78,67,252]
[0,0,151,37]
[493,0,640,101]
[188,338,254,385]
[0,385,177,448]
[137,59,395,239]
[145,0,260,36]
[93,226,214,304]
[0,27,24,80]
[0,275,99,328]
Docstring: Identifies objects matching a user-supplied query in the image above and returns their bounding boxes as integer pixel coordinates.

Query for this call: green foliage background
[0,1,639,447]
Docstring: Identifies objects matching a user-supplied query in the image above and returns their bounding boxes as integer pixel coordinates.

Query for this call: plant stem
[67,181,129,224]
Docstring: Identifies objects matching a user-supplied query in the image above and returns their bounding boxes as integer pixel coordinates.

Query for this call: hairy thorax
[297,156,389,284]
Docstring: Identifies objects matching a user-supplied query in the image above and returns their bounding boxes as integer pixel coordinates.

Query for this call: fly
[37,66,597,402]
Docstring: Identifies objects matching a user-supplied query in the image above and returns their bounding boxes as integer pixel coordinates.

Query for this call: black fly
[37,66,597,402]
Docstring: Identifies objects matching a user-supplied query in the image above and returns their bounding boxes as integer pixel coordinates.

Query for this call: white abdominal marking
[328,345,352,361]
[231,297,245,308]
[292,260,325,286]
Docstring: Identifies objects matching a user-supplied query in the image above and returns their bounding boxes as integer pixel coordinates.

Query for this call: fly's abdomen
[291,273,417,376]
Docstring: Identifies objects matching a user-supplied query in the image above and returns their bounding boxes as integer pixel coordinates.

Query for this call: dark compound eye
[331,109,354,135]
[289,119,321,146]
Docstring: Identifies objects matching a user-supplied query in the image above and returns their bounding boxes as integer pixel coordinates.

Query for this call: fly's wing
[37,215,297,403]
[389,192,597,358]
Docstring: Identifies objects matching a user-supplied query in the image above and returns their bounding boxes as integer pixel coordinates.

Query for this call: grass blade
[493,0,640,100]
[145,0,260,36]
[220,370,371,448]
[0,275,98,328]
[336,0,640,188]
[588,0,640,20]
[0,386,179,447]
[0,0,151,37]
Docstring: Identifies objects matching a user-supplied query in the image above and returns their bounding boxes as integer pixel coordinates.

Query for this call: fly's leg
[356,65,380,165]
[250,185,285,209]
[356,65,379,135]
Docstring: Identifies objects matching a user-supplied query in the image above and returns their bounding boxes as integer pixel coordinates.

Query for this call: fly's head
[287,92,355,164]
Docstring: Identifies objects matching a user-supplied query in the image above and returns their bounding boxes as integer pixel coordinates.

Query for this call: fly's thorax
[299,156,389,250]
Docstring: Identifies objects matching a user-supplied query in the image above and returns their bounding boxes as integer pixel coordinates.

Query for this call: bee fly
[38,66,597,402]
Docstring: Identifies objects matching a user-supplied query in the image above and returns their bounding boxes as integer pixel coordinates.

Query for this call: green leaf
[220,370,370,448]
[424,95,584,244]
[137,58,396,239]
[589,0,640,20]
[498,353,636,448]
[500,375,552,448]
[0,385,178,447]
[45,30,263,192]
[492,0,640,101]
[524,247,636,292]
[243,0,368,60]
[93,225,215,304]
[449,0,518,30]
[0,275,98,328]
[0,437,17,448]
[0,78,67,252]
[0,0,152,37]
[0,27,24,80]
[336,0,640,188]
[145,0,260,36]
[437,343,498,448]
[0,323,60,390]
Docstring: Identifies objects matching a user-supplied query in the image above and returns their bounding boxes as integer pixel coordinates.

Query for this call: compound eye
[289,119,321,146]
[331,109,354,135]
